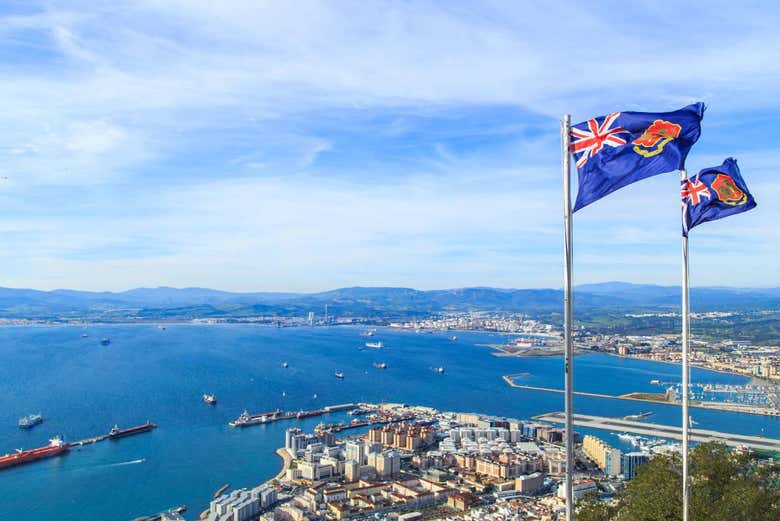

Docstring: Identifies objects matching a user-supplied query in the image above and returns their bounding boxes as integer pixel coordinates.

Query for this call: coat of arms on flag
[571,103,704,211]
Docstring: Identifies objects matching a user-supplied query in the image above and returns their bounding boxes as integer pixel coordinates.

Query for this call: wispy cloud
[0,1,777,290]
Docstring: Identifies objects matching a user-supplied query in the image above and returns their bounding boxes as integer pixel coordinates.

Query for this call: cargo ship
[18,413,43,429]
[108,422,156,439]
[203,394,217,405]
[0,437,69,470]
[365,341,383,349]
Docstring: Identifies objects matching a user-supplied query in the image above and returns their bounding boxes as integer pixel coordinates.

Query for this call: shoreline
[267,448,292,484]
[603,352,753,381]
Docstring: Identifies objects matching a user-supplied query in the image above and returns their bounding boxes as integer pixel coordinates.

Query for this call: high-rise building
[345,441,365,465]
[582,435,622,476]
[622,452,651,480]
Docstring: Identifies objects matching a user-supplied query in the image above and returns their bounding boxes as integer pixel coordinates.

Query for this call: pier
[71,434,109,446]
[534,411,780,452]
[229,403,358,428]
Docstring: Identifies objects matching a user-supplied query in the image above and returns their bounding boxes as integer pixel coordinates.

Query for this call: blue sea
[0,325,777,520]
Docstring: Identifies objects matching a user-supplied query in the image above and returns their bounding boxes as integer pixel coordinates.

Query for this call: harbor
[2,326,775,521]
[534,411,780,453]
[503,374,780,417]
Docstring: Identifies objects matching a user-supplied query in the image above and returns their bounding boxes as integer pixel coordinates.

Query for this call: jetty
[131,505,186,521]
[213,484,230,499]
[534,411,780,452]
[229,403,358,428]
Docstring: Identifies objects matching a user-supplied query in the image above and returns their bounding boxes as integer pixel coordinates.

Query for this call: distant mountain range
[0,282,779,320]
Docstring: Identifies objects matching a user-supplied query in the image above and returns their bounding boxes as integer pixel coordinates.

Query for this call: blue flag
[682,158,756,237]
[571,103,704,211]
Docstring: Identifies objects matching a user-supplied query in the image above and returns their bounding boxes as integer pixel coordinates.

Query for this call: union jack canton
[570,103,705,212]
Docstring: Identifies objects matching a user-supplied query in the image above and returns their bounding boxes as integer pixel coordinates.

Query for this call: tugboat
[335,371,345,379]
[100,337,111,346]
[18,414,43,430]
[203,394,217,405]
[373,363,387,369]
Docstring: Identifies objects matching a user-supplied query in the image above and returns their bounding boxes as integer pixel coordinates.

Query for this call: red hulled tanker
[0,437,69,470]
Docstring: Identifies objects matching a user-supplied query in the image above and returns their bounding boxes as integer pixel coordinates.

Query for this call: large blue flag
[571,103,704,211]
[682,158,756,237]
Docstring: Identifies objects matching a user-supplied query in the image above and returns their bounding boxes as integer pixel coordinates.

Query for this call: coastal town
[391,310,780,382]
[195,402,778,521]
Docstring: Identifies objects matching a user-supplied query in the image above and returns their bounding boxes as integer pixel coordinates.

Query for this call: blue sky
[0,0,778,291]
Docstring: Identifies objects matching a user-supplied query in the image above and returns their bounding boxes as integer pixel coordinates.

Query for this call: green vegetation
[577,443,780,521]
[548,309,780,347]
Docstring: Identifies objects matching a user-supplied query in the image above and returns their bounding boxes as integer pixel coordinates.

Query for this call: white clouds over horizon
[0,0,778,291]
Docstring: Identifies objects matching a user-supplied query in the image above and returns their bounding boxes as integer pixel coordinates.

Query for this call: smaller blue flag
[682,158,756,237]
[571,103,704,212]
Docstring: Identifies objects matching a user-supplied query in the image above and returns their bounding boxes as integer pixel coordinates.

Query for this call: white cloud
[0,1,777,290]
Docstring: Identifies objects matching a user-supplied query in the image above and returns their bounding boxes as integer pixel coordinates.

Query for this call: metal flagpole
[562,114,574,521]
[680,169,690,521]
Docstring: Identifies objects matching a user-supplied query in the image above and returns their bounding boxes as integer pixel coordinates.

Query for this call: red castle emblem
[632,119,682,158]
[711,173,747,206]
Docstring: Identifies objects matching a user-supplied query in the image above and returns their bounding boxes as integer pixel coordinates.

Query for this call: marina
[534,411,780,453]
[503,374,780,416]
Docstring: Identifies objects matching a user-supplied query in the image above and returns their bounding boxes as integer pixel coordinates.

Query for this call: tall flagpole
[680,169,690,521]
[562,114,574,521]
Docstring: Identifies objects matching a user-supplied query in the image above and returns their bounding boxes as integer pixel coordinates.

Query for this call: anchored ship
[108,422,156,439]
[0,437,69,470]
[203,394,217,405]
[18,413,43,429]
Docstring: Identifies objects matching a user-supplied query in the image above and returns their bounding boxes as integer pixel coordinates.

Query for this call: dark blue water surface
[0,325,776,520]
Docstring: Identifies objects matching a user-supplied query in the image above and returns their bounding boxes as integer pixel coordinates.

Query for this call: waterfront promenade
[535,411,780,452]
[270,448,292,483]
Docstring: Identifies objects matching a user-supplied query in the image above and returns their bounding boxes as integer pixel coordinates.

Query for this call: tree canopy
[576,443,780,521]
